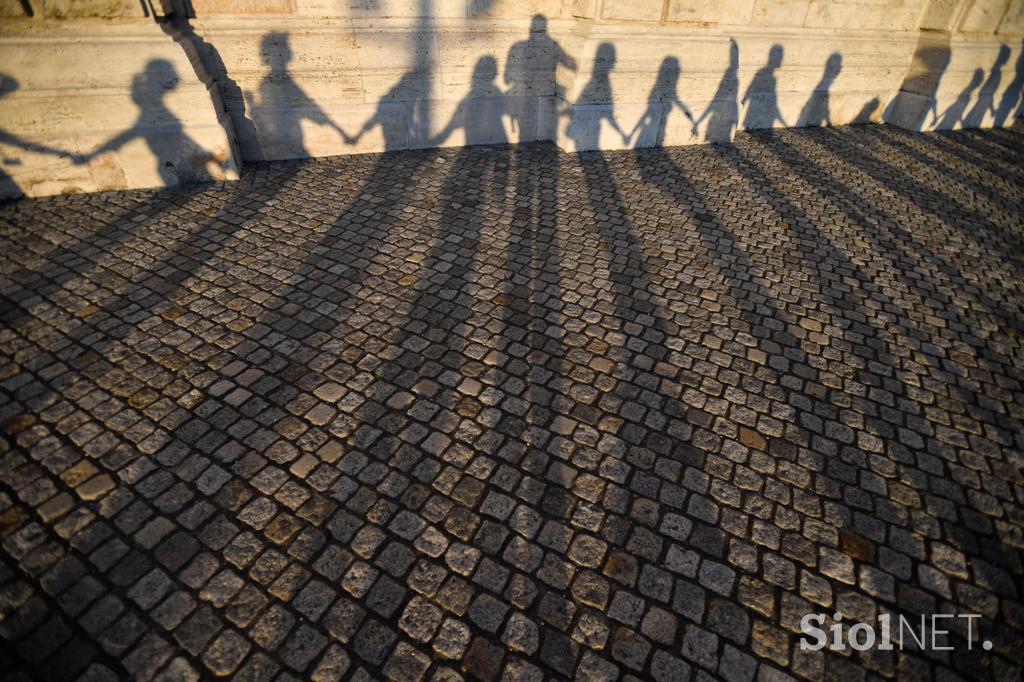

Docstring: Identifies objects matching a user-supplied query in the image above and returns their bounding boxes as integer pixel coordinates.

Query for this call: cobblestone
[1,126,1023,680]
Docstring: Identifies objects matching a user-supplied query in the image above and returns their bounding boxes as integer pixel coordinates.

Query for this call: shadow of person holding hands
[993,40,1024,126]
[964,44,1010,128]
[742,44,788,130]
[934,68,983,129]
[566,43,629,150]
[73,59,229,185]
[851,97,880,124]
[1,74,78,197]
[504,14,576,143]
[692,38,740,143]
[344,63,434,151]
[797,53,842,127]
[246,32,351,158]
[630,56,693,148]
[429,56,508,147]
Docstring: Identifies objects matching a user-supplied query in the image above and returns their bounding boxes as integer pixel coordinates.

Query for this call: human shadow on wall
[347,67,432,151]
[76,59,229,185]
[722,67,1023,656]
[566,43,629,150]
[0,75,75,199]
[884,32,951,131]
[630,56,694,148]
[739,46,1024,330]
[742,44,788,130]
[4,0,443,430]
[691,38,739,143]
[247,32,350,160]
[993,40,1024,126]
[569,51,699,466]
[935,68,984,130]
[239,3,440,355]
[554,57,706,675]
[964,44,1011,129]
[0,9,446,676]
[430,56,508,147]
[797,53,841,127]
[851,97,880,125]
[376,56,511,401]
[504,14,577,144]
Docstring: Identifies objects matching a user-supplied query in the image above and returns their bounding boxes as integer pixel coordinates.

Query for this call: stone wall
[0,0,1021,197]
[0,1,239,199]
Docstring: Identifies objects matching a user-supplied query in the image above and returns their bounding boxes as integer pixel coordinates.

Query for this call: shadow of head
[471,55,499,87]
[132,59,180,105]
[261,32,292,69]
[968,68,985,90]
[769,44,784,68]
[530,14,547,34]
[824,53,842,79]
[994,44,1011,70]
[0,73,17,97]
[468,0,496,14]
[852,97,880,124]
[655,56,681,88]
[595,43,617,72]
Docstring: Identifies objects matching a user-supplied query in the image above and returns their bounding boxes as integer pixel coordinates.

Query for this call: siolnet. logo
[799,612,992,652]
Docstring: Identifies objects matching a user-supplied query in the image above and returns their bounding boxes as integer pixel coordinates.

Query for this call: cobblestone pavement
[1,124,1023,682]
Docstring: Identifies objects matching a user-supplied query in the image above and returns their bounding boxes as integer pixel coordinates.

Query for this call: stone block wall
[0,2,239,199]
[0,0,1021,197]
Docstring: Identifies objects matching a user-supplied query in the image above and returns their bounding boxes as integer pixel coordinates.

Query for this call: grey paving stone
[1,127,1022,682]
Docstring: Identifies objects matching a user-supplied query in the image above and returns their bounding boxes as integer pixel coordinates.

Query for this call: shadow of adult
[347,67,431,152]
[504,14,577,143]
[0,74,75,199]
[430,56,508,147]
[993,41,1024,126]
[964,45,1010,128]
[797,53,842,127]
[742,44,788,130]
[692,38,739,143]
[884,32,951,131]
[566,43,628,151]
[348,66,436,151]
[935,68,983,130]
[77,59,227,185]
[630,56,693,148]
[247,33,349,159]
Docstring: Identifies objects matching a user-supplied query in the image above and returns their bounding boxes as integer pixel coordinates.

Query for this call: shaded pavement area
[1,124,1023,681]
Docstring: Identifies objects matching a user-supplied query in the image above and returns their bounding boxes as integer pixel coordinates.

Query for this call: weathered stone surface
[2,0,1021,198]
[0,20,239,199]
